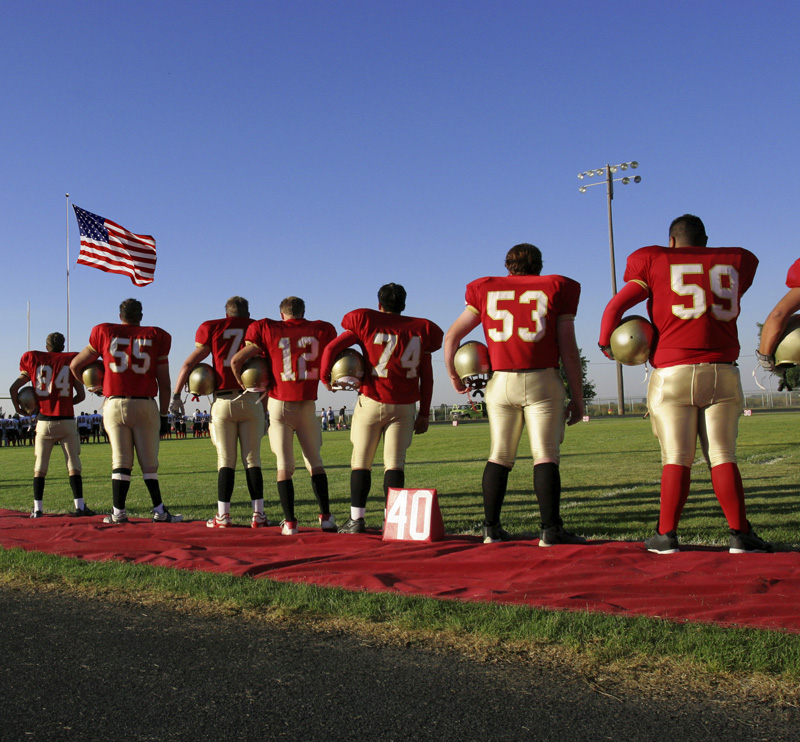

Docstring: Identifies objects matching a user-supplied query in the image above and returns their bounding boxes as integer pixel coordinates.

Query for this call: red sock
[710,463,748,531]
[658,464,691,533]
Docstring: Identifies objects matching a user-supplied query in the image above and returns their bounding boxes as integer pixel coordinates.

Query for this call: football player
[70,298,182,524]
[231,296,336,534]
[171,296,268,528]
[598,214,771,554]
[320,283,443,533]
[444,243,586,546]
[758,258,800,377]
[10,332,93,517]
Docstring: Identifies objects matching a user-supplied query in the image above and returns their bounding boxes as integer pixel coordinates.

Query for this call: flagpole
[66,193,71,351]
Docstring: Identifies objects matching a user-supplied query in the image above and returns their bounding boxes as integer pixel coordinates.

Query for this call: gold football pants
[647,363,743,468]
[267,397,323,476]
[210,392,265,469]
[349,395,416,471]
[485,369,565,468]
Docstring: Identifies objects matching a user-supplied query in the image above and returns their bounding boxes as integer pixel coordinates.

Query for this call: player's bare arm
[414,352,434,435]
[557,318,584,426]
[444,309,481,394]
[69,347,99,387]
[759,287,800,358]
[9,374,29,415]
[156,362,171,416]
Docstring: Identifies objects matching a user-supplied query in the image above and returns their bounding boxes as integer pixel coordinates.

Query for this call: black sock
[310,472,330,514]
[534,462,562,530]
[69,474,83,500]
[144,477,163,509]
[33,476,45,500]
[245,467,263,500]
[112,469,132,510]
[218,467,235,502]
[482,461,511,526]
[277,479,295,521]
[383,469,404,499]
[350,469,371,509]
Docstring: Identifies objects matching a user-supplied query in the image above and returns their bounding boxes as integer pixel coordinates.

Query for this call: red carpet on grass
[1,508,798,633]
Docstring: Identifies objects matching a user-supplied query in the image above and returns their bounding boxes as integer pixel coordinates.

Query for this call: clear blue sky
[2,0,798,413]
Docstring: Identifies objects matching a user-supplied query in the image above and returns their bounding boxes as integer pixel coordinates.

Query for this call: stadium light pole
[578,161,641,415]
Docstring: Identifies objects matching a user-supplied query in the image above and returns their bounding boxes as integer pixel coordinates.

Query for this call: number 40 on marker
[383,488,444,543]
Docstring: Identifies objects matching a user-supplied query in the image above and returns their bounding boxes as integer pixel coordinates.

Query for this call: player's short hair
[669,214,708,246]
[280,296,305,318]
[46,332,65,352]
[119,298,143,323]
[377,283,406,313]
[226,296,249,317]
[505,243,543,276]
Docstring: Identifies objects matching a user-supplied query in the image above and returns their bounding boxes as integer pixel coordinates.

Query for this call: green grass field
[3,412,798,546]
[2,413,800,692]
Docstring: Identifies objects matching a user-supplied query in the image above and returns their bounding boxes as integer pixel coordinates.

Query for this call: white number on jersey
[34,364,71,398]
[372,334,422,379]
[109,337,153,374]
[486,290,548,343]
[278,336,320,381]
[670,264,740,321]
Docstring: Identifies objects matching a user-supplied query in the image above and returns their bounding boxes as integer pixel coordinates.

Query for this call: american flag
[72,205,157,287]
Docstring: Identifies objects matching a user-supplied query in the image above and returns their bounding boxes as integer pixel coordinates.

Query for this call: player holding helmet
[231,296,337,534]
[172,296,268,528]
[445,243,586,546]
[321,283,443,533]
[599,214,771,554]
[10,332,93,517]
[70,298,182,524]
[758,258,800,380]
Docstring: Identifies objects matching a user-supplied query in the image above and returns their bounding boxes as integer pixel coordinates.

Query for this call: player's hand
[599,343,614,361]
[756,350,776,373]
[449,375,468,394]
[413,415,429,435]
[159,415,171,437]
[169,395,185,417]
[88,385,103,396]
[565,398,584,426]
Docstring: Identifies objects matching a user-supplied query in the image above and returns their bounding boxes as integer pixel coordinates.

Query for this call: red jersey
[88,323,171,397]
[19,350,78,417]
[623,245,758,367]
[786,258,800,288]
[465,274,580,371]
[195,316,254,390]
[341,309,443,404]
[246,317,336,401]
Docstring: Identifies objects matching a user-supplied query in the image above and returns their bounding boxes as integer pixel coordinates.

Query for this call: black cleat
[338,517,366,534]
[644,530,679,554]
[482,523,511,544]
[539,525,587,547]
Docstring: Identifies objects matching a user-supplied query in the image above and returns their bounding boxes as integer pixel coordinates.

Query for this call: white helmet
[240,357,270,393]
[610,315,654,366]
[18,386,39,415]
[188,363,216,396]
[775,314,800,367]
[330,349,365,391]
[453,341,491,390]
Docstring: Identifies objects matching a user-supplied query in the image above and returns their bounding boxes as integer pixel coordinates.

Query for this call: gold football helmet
[774,314,800,367]
[82,361,105,391]
[188,362,216,396]
[453,341,491,390]
[610,315,654,366]
[330,349,365,391]
[18,386,39,415]
[240,357,269,393]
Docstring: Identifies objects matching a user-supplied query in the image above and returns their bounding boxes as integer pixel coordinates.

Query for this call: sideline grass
[1,413,799,688]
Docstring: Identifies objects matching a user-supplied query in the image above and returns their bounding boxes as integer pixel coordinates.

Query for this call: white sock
[152,503,165,514]
[351,506,366,520]
[113,506,126,516]
[34,499,43,512]
[251,499,264,514]
[218,501,230,516]
[74,498,85,510]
